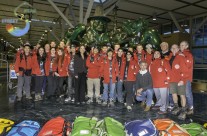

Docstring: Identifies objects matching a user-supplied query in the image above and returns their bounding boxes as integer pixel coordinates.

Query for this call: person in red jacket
[114,48,125,103]
[100,48,119,106]
[45,47,57,99]
[169,44,188,120]
[134,44,146,64]
[15,43,33,101]
[32,47,47,101]
[180,41,194,115]
[113,43,120,57]
[149,51,171,114]
[86,46,101,104]
[121,51,139,111]
[145,44,154,67]
[44,43,50,55]
[53,48,69,100]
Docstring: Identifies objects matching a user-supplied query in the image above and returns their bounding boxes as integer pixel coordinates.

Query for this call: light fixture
[45,30,48,33]
[1,39,3,41]
[152,12,157,21]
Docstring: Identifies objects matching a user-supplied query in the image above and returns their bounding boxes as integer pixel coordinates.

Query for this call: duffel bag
[0,118,14,136]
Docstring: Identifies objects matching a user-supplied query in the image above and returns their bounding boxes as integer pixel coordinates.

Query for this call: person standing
[179,41,194,115]
[86,46,101,104]
[169,44,188,120]
[121,51,138,111]
[74,45,87,104]
[150,51,171,114]
[145,44,154,67]
[15,43,33,101]
[134,44,146,64]
[32,47,47,101]
[45,47,57,99]
[100,48,119,106]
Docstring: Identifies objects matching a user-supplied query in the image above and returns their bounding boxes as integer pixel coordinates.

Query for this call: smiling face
[50,48,56,55]
[180,41,189,52]
[80,45,85,54]
[154,51,161,59]
[139,62,147,71]
[39,47,44,56]
[160,42,169,52]
[171,44,179,55]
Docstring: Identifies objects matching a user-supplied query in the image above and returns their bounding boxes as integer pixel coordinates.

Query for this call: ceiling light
[152,12,157,21]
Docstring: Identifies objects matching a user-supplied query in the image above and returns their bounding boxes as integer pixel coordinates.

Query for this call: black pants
[57,76,67,96]
[35,76,45,94]
[31,75,35,93]
[100,77,104,95]
[124,81,134,106]
[47,75,57,97]
[75,72,86,103]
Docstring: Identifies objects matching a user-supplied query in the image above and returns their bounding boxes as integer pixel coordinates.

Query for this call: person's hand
[16,73,20,76]
[55,72,60,77]
[136,88,143,96]
[75,75,78,78]
[178,81,184,86]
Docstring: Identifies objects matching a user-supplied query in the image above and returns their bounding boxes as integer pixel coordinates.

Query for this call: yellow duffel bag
[0,118,14,135]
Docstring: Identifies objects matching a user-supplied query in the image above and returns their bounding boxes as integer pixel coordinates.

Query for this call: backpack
[71,116,98,136]
[181,123,207,136]
[125,119,158,136]
[0,118,14,136]
[6,120,40,136]
[154,119,190,136]
[38,116,71,136]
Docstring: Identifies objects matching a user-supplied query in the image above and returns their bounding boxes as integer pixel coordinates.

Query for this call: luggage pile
[0,117,207,136]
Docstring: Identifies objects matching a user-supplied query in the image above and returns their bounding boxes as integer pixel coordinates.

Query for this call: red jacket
[14,53,33,76]
[32,55,46,76]
[45,55,57,76]
[149,58,171,88]
[120,58,139,81]
[145,52,153,66]
[53,54,69,77]
[86,53,101,78]
[168,53,188,83]
[182,50,193,82]
[100,57,119,83]
[134,50,146,64]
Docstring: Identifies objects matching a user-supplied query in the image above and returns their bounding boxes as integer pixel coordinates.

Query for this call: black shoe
[178,111,187,120]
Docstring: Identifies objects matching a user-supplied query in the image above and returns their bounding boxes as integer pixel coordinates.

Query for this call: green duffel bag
[71,116,98,136]
[181,123,207,136]
[103,117,125,136]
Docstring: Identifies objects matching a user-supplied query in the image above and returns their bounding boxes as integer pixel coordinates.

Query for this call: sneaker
[109,99,114,107]
[17,97,21,102]
[102,101,107,106]
[127,106,132,112]
[144,106,151,112]
[86,97,93,104]
[171,106,180,115]
[186,108,194,115]
[167,105,174,111]
[158,110,167,115]
[71,98,75,102]
[34,95,39,101]
[26,96,32,100]
[38,94,43,101]
[65,97,71,103]
[96,97,102,104]
[76,102,80,105]
[178,110,187,120]
[141,101,146,107]
[152,106,160,110]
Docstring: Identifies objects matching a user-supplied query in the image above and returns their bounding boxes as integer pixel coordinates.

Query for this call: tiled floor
[0,84,207,126]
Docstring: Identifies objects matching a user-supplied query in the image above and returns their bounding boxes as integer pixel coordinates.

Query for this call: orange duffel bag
[154,119,190,136]
[38,116,71,136]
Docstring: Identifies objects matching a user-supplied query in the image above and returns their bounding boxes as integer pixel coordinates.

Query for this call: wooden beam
[83,0,94,24]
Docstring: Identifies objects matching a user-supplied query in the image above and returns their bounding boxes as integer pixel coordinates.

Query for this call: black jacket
[135,71,153,91]
[74,54,87,76]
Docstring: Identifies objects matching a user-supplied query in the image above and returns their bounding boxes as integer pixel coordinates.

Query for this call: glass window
[204,49,207,64]
[204,33,207,46]
[192,48,203,64]
[163,24,171,35]
[94,0,107,3]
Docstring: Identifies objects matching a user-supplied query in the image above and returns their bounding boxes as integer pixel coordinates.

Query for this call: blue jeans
[114,80,123,102]
[186,80,193,109]
[103,79,115,102]
[136,89,153,106]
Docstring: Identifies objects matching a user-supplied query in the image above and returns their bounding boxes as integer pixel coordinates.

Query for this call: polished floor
[0,84,207,126]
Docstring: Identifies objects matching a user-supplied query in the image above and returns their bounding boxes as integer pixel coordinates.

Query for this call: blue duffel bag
[7,120,40,136]
[125,119,158,136]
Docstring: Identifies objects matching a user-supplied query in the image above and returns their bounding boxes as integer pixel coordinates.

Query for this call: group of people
[14,40,193,120]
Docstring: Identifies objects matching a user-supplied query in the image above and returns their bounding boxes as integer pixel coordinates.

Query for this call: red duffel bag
[38,116,71,136]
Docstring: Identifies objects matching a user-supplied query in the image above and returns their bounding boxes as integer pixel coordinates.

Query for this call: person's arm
[74,55,79,78]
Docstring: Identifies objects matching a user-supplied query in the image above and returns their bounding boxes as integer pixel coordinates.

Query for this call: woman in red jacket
[149,51,170,114]
[53,48,69,99]
[45,47,57,99]
[100,48,119,106]
[32,47,47,101]
[86,46,101,104]
[121,51,139,111]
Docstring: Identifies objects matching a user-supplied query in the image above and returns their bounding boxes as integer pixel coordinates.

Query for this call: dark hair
[77,45,87,58]
[56,48,65,67]
[37,47,46,63]
[126,51,133,57]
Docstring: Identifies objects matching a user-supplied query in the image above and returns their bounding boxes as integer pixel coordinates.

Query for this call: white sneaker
[65,97,71,102]
[127,106,132,112]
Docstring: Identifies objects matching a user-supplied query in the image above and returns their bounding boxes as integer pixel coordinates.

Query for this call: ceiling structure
[0,0,207,47]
